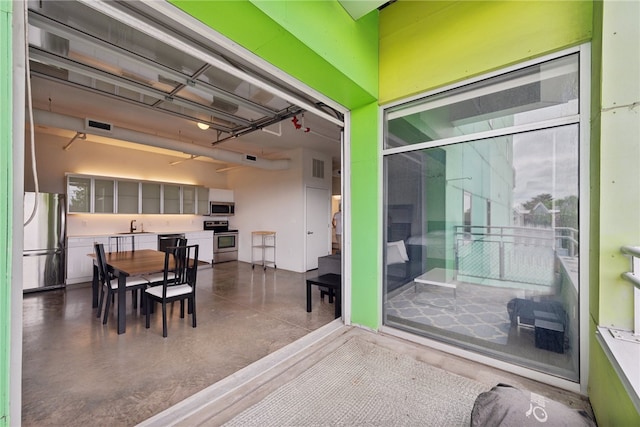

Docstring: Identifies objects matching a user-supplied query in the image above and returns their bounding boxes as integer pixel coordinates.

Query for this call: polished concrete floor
[22,261,336,426]
[23,261,594,426]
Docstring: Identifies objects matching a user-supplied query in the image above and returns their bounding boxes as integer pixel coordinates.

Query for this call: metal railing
[619,245,640,337]
[454,225,578,286]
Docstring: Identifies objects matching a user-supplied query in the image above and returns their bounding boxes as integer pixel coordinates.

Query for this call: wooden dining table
[90,249,169,334]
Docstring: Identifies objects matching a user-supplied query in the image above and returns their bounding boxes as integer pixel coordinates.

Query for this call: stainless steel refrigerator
[23,192,66,292]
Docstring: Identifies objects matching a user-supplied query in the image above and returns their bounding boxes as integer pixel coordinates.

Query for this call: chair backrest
[161,244,199,296]
[94,243,111,286]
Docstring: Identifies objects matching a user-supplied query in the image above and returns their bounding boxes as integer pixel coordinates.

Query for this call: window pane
[385,54,579,148]
[383,125,579,381]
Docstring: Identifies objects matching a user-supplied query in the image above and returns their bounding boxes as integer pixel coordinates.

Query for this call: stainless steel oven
[204,220,238,263]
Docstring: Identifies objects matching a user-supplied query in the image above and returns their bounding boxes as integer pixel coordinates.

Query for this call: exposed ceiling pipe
[32,109,290,170]
[62,131,86,151]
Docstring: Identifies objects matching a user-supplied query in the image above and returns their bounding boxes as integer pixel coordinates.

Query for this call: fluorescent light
[197,122,209,130]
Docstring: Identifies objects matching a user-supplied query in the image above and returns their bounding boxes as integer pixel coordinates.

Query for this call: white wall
[229,147,332,272]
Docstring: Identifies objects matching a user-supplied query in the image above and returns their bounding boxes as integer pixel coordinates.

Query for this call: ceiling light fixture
[197,122,209,130]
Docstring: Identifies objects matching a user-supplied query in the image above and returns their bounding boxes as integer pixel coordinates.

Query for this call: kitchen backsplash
[66,214,225,236]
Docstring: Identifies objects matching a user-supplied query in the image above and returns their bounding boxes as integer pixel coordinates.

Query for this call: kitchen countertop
[67,230,213,238]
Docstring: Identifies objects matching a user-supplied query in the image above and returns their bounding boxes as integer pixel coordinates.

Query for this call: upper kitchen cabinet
[182,185,196,214]
[163,184,181,214]
[66,174,209,215]
[141,183,161,214]
[94,178,115,213]
[196,187,209,215]
[117,180,139,214]
[67,176,92,213]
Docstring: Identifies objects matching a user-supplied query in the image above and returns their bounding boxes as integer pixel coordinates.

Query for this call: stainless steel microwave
[210,201,235,216]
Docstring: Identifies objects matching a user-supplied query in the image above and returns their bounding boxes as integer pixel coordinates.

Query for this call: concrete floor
[22,260,594,426]
[22,261,336,426]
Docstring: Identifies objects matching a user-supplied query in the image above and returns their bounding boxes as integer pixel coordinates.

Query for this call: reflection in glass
[386,54,579,149]
[384,125,580,381]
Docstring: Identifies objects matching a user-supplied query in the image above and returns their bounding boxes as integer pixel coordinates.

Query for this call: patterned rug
[223,336,489,426]
[385,281,522,345]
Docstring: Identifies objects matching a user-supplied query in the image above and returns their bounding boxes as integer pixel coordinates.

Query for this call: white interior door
[306,187,330,270]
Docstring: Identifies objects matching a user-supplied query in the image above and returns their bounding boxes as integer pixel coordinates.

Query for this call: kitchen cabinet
[183,185,196,214]
[141,183,161,214]
[66,236,108,284]
[135,234,157,250]
[209,188,234,203]
[66,174,210,215]
[196,187,209,215]
[94,179,114,213]
[163,184,181,214]
[67,176,92,213]
[184,231,213,264]
[117,180,139,214]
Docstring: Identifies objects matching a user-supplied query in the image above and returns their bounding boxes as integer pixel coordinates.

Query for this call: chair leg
[132,290,138,310]
[162,302,168,338]
[97,287,105,318]
[180,300,185,318]
[102,290,112,325]
[145,294,151,329]
[191,296,196,328]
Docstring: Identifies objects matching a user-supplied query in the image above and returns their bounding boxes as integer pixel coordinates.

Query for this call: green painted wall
[588,320,640,425]
[170,0,378,109]
[0,1,12,424]
[170,0,381,329]
[349,102,380,328]
[379,0,593,103]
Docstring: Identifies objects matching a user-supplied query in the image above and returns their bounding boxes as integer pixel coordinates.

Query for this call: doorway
[305,186,331,270]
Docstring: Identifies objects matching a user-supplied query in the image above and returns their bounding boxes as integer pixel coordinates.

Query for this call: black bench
[306,273,341,319]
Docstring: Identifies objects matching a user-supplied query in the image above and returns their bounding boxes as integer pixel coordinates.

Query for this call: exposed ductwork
[31,109,290,170]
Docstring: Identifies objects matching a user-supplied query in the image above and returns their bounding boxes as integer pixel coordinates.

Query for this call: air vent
[312,158,325,179]
[244,154,257,162]
[85,118,112,134]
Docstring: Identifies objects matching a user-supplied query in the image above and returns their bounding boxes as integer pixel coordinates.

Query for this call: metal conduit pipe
[32,109,290,170]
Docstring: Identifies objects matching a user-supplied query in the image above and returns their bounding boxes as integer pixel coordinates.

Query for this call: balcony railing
[619,245,640,337]
[453,225,578,287]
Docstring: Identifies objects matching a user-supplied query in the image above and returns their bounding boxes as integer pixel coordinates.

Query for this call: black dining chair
[144,237,188,286]
[144,244,199,337]
[94,243,149,325]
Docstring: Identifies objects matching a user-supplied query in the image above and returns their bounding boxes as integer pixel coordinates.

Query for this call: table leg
[92,263,99,308]
[306,280,312,312]
[117,274,126,334]
[335,288,341,319]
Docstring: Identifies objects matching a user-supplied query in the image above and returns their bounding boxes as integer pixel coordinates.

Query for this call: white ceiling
[27,1,343,169]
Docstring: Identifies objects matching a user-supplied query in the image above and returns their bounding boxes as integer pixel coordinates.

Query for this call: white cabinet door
[135,234,158,250]
[66,237,107,284]
[185,232,213,264]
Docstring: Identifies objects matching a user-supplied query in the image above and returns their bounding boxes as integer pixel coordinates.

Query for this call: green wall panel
[589,321,640,424]
[349,102,380,329]
[0,1,12,424]
[379,0,593,104]
[170,0,378,109]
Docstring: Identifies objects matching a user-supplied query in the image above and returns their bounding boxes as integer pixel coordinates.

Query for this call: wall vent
[244,154,257,162]
[312,158,324,179]
[85,118,113,134]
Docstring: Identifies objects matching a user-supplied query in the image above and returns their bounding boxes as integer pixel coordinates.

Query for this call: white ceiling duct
[31,109,290,170]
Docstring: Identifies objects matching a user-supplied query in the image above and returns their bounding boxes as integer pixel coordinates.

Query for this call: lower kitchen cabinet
[184,231,214,265]
[66,236,108,285]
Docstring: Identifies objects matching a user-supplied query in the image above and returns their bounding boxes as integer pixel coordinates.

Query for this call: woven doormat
[224,336,489,426]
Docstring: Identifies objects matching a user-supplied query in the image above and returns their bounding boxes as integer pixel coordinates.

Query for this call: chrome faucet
[130,219,137,233]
